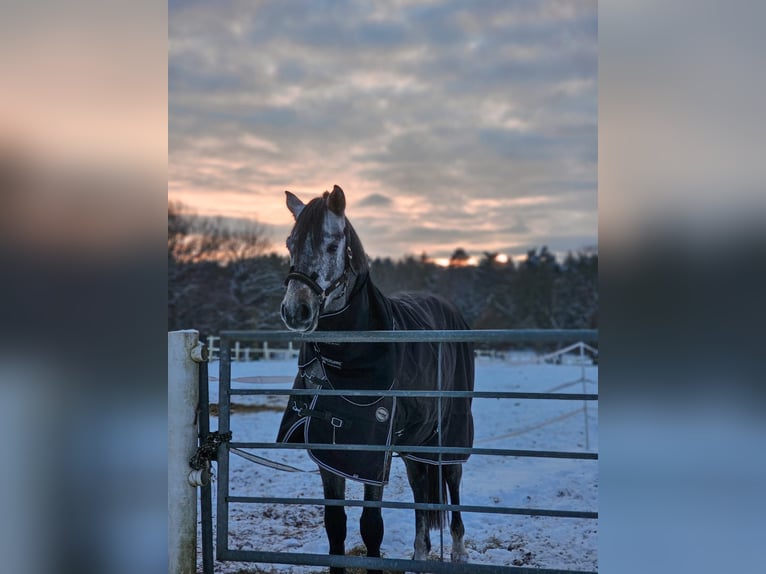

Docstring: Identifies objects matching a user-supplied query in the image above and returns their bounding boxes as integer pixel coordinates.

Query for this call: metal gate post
[216,337,233,559]
[168,330,204,574]
[198,352,214,574]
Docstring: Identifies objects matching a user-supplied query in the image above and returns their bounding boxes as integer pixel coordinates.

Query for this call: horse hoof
[451,550,469,563]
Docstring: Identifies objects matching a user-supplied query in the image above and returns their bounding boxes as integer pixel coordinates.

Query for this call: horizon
[169,197,597,267]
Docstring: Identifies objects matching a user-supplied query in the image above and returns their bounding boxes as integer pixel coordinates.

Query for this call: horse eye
[327,243,339,254]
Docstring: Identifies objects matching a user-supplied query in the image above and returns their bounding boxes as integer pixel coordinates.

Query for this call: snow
[198,355,598,572]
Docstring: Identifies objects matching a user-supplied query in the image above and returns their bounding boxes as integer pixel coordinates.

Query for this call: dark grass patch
[209,403,285,416]
[343,544,403,574]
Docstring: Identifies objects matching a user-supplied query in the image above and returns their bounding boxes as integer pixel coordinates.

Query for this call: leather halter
[284,229,354,312]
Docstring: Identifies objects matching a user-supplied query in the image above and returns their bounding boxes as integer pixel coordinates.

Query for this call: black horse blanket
[276,273,474,485]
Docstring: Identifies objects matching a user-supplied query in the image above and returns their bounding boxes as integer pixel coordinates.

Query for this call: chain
[189,430,232,471]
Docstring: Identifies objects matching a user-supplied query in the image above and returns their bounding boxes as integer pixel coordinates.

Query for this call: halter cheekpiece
[284,231,354,312]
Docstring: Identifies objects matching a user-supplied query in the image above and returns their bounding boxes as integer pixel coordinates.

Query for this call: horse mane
[291,194,369,275]
[346,223,369,275]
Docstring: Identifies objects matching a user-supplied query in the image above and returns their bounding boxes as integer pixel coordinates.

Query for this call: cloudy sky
[169,0,597,261]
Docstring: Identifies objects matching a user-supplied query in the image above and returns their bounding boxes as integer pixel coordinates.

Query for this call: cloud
[357,193,393,208]
[169,0,597,259]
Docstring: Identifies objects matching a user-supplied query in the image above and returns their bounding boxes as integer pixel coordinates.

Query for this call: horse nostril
[297,303,311,322]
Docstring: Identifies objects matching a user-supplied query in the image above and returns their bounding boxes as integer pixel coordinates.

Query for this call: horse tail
[425,464,448,531]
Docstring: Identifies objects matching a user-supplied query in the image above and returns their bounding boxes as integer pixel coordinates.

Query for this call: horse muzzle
[280,288,320,333]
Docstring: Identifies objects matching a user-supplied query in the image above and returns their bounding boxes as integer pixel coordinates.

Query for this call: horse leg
[360,483,384,574]
[320,468,347,574]
[403,458,433,562]
[444,464,468,562]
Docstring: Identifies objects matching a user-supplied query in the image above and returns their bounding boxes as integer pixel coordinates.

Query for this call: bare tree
[168,200,279,333]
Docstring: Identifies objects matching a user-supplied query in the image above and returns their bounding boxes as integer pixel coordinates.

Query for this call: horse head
[280,185,364,332]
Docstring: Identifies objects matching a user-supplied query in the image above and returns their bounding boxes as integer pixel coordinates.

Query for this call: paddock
[169,329,598,573]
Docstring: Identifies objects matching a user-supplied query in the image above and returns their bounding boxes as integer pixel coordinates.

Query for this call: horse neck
[317,270,386,332]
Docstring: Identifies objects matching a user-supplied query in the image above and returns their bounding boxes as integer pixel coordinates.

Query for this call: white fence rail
[205,335,300,362]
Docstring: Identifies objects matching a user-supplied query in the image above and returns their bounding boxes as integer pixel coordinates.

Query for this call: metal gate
[199,329,598,573]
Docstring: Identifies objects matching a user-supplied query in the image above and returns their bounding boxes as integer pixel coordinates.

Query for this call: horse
[276,185,474,574]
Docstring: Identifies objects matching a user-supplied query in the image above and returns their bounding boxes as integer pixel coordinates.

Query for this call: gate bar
[220,549,596,574]
[229,388,597,400]
[220,328,598,343]
[228,442,598,459]
[215,338,232,560]
[197,355,214,574]
[227,496,598,520]
[437,341,445,560]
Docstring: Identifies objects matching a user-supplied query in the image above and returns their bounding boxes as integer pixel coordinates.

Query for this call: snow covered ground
[198,353,598,573]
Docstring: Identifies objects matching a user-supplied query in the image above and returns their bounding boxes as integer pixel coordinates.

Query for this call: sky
[169,0,597,261]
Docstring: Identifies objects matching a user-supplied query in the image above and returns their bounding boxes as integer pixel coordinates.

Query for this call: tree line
[168,202,598,341]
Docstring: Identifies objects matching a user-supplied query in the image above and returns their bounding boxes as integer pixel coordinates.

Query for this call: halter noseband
[284,237,354,312]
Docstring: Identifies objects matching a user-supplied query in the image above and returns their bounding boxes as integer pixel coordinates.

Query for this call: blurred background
[599,2,766,573]
[0,2,167,574]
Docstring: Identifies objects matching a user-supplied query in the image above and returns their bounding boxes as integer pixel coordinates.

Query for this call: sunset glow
[169,1,597,261]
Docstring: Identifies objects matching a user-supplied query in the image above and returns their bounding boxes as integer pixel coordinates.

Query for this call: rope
[543,377,598,393]
[190,431,232,471]
[474,407,586,444]
[230,447,319,473]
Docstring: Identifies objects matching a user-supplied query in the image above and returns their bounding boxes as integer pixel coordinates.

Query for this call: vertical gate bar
[216,337,232,559]
[579,343,590,450]
[436,341,444,561]
[198,349,214,574]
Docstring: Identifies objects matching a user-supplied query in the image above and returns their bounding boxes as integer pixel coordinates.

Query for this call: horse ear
[285,191,305,219]
[327,185,345,216]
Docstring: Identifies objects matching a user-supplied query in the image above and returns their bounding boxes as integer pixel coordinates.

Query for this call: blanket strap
[297,405,352,429]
